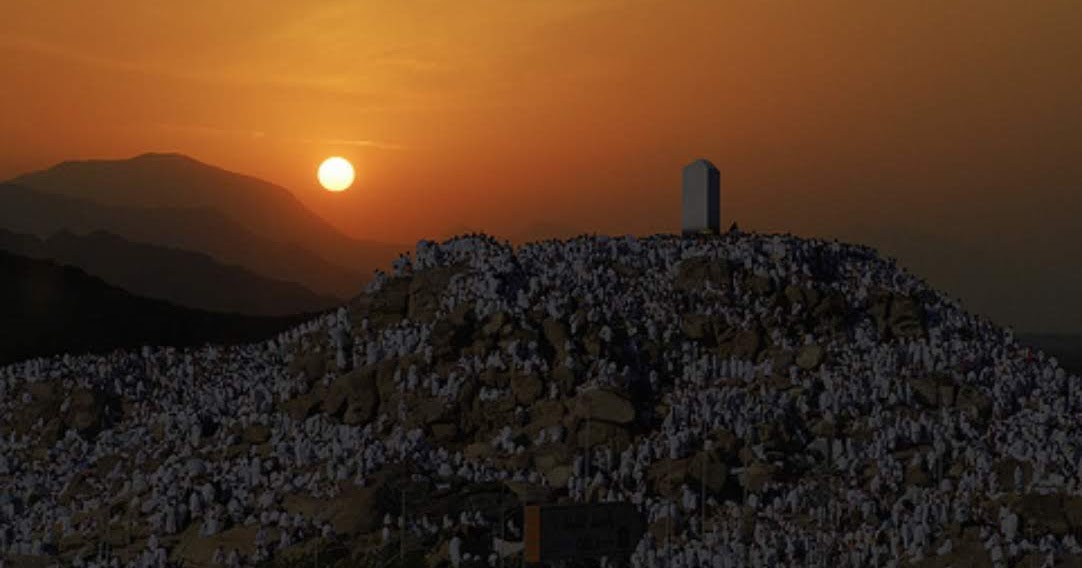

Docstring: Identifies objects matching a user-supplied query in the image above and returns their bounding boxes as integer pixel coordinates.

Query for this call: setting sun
[317,157,354,192]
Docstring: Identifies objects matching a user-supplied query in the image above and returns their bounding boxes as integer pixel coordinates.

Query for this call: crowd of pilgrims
[0,231,1079,568]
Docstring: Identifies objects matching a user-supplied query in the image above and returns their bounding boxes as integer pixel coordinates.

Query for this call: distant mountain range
[0,250,310,366]
[0,228,338,316]
[1,153,407,301]
[10,153,403,275]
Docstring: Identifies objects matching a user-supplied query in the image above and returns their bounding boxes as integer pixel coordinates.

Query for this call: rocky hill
[1,232,1080,567]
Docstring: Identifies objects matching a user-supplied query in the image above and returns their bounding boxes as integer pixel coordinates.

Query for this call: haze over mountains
[0,153,406,305]
[0,228,337,316]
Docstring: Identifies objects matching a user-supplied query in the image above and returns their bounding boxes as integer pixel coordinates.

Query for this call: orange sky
[2,1,1080,247]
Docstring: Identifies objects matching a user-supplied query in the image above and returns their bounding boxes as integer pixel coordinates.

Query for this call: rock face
[324,367,380,424]
[510,373,543,405]
[725,328,762,360]
[542,319,570,355]
[573,388,636,424]
[407,265,462,322]
[674,256,732,291]
[290,352,327,382]
[795,344,824,370]
[5,232,1082,567]
[739,462,775,493]
[243,423,271,444]
[64,387,118,438]
[869,292,927,340]
[688,451,728,494]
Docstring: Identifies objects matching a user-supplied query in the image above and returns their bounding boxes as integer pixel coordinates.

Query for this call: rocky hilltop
[1,232,1080,567]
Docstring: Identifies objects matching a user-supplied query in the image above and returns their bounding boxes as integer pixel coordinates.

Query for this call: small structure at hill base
[524,502,644,564]
[681,158,720,236]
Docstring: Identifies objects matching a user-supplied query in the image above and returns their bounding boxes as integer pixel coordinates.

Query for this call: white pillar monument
[681,159,720,235]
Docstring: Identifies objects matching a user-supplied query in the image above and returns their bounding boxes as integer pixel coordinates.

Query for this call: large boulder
[529,400,567,429]
[407,265,461,323]
[648,457,692,498]
[511,373,543,405]
[369,277,411,324]
[795,344,824,370]
[172,524,259,567]
[547,466,573,489]
[573,389,636,424]
[575,420,630,449]
[739,462,776,493]
[542,319,570,354]
[1012,494,1072,537]
[504,481,554,504]
[681,313,711,340]
[764,347,795,372]
[280,391,321,421]
[290,352,327,383]
[65,388,111,437]
[674,256,732,292]
[412,398,452,427]
[243,424,271,445]
[326,485,381,535]
[532,444,572,476]
[908,376,956,408]
[481,311,511,337]
[429,422,459,442]
[869,292,926,340]
[745,275,773,296]
[325,367,380,425]
[813,291,848,317]
[727,328,762,360]
[688,451,729,494]
[909,377,940,408]
[1064,497,1082,531]
[889,295,926,339]
[374,359,399,404]
[956,385,992,422]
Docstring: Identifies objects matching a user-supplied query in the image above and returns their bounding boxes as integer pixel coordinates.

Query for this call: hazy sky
[2,1,1081,330]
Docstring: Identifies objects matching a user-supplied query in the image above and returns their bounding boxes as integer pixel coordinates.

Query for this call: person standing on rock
[449,532,464,568]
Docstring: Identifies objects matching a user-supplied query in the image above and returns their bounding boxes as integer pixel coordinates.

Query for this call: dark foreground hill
[0,228,338,316]
[0,233,1080,567]
[0,250,313,365]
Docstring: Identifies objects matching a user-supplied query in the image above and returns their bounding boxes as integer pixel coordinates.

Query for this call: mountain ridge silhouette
[0,227,339,316]
[0,249,312,366]
[8,152,403,275]
[0,182,367,298]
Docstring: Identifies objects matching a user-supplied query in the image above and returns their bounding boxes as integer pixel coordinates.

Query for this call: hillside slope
[0,250,312,365]
[0,183,367,298]
[0,228,338,316]
[0,233,1079,567]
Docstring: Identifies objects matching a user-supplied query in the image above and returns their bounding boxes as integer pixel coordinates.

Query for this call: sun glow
[317,157,354,192]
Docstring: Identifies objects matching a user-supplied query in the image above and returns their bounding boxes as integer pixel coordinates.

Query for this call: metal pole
[667,454,672,568]
[667,405,673,568]
[586,411,592,499]
[504,480,508,566]
[701,440,707,538]
[400,488,405,568]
